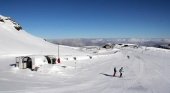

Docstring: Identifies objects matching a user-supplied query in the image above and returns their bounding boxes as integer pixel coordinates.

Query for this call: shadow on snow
[100,73,113,77]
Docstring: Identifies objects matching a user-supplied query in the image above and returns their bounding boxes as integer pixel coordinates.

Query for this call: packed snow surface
[1,47,170,93]
[1,15,170,93]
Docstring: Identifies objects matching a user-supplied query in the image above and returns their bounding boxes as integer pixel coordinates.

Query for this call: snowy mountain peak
[0,15,22,31]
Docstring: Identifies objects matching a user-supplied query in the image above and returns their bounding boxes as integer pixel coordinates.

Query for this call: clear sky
[0,0,170,39]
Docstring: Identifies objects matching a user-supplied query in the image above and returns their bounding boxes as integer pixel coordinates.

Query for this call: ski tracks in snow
[119,49,152,93]
[121,48,170,93]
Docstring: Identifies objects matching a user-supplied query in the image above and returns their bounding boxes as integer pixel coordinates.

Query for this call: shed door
[45,56,51,64]
[27,57,32,69]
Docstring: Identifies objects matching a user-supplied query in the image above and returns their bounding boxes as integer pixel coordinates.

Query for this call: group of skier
[113,67,123,78]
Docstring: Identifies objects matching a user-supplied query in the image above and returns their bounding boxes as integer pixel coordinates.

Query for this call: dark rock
[14,26,22,31]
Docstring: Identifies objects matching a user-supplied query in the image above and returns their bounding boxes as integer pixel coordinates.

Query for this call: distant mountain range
[47,38,170,47]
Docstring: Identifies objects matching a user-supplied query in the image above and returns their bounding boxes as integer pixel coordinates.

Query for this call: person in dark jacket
[113,67,117,77]
[119,67,123,78]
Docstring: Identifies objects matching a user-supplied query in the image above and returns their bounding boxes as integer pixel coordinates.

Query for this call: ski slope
[0,15,170,93]
[0,47,170,93]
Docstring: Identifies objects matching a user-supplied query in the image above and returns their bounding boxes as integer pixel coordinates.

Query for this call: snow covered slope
[0,15,87,56]
[0,47,170,93]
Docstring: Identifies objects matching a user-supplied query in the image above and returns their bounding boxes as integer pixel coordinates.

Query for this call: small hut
[45,55,56,64]
[102,43,114,49]
[16,55,49,70]
[0,18,4,22]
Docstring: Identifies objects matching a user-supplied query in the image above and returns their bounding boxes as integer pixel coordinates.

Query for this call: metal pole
[58,43,59,58]
[57,43,60,63]
[75,61,77,70]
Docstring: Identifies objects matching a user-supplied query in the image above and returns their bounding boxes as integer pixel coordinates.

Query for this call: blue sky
[0,0,170,39]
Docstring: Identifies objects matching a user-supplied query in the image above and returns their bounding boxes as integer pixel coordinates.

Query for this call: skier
[113,67,117,77]
[119,67,123,78]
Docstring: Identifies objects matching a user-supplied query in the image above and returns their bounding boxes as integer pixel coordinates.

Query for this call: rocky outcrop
[0,15,23,31]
